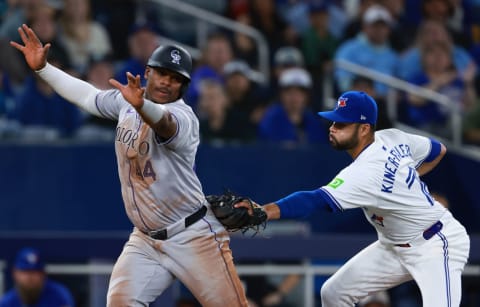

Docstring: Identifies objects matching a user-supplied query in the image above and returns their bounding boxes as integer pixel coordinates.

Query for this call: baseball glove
[206,192,267,233]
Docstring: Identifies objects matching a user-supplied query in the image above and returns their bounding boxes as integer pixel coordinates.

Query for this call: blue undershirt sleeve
[276,189,340,219]
[424,138,442,162]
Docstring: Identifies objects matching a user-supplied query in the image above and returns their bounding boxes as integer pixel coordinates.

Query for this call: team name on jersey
[381,144,412,193]
[115,126,151,155]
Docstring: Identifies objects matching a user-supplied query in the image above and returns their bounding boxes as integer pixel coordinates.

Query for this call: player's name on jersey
[382,143,412,193]
[116,126,150,155]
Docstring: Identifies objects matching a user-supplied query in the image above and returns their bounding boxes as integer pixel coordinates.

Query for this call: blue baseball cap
[318,91,378,125]
[14,247,45,271]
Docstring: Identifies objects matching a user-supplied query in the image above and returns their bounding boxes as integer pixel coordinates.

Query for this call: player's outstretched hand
[234,199,257,215]
[235,200,280,221]
[10,24,50,71]
[109,72,146,109]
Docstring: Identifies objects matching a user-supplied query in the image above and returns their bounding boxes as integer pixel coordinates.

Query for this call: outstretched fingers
[18,24,41,46]
[126,72,142,88]
[9,40,23,52]
[10,25,29,51]
[108,78,123,90]
[109,75,145,108]
[110,73,142,90]
[17,24,29,44]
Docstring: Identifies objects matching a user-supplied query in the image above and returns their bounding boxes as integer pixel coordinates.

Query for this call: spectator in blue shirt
[334,4,399,98]
[398,20,476,83]
[258,67,328,145]
[405,40,476,138]
[12,53,84,139]
[185,32,233,110]
[114,22,160,87]
[0,247,74,307]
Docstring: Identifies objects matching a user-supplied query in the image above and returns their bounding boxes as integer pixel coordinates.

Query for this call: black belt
[395,220,443,248]
[145,205,207,240]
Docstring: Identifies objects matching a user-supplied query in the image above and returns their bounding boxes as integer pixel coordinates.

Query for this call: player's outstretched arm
[235,189,338,221]
[10,24,102,117]
[235,201,281,220]
[262,203,281,220]
[109,73,177,140]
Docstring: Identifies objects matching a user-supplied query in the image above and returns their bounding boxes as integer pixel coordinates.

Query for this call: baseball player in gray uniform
[239,91,470,306]
[12,24,249,307]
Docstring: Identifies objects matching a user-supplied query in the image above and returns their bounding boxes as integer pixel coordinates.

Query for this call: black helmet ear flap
[179,82,189,99]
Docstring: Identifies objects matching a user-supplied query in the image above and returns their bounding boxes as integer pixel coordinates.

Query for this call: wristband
[139,99,167,123]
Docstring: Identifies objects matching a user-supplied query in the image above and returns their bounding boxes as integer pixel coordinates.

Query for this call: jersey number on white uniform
[406,167,434,206]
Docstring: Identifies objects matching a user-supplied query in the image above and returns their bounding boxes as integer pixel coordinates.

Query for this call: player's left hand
[109,72,145,109]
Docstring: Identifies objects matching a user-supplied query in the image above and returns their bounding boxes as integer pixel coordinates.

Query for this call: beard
[329,125,360,151]
[16,285,42,305]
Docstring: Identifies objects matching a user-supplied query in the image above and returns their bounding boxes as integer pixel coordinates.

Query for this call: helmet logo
[170,49,181,65]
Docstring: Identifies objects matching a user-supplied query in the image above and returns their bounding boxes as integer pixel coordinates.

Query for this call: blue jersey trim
[424,138,442,162]
[276,189,339,219]
[438,231,452,307]
[319,187,344,212]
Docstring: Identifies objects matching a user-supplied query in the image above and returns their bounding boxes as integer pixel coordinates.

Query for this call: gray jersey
[95,90,204,231]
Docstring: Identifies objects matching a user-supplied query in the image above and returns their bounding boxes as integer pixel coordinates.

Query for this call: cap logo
[170,49,181,65]
[360,115,366,120]
[26,253,38,264]
[337,97,348,108]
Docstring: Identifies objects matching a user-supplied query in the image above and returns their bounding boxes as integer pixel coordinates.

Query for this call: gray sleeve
[95,89,129,121]
[402,131,432,167]
[155,105,199,150]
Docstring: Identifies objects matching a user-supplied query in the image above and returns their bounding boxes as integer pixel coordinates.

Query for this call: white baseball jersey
[321,128,447,244]
[319,128,470,307]
[94,89,205,231]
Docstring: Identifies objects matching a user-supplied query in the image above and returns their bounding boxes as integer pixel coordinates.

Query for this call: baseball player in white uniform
[12,24,249,307]
[241,91,470,306]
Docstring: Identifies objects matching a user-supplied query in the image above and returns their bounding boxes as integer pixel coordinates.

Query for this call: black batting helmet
[147,44,192,81]
[147,44,192,99]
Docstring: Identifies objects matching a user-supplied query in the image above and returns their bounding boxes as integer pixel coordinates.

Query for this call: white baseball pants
[321,212,470,307]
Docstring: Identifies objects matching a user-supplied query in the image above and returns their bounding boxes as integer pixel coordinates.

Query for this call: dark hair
[352,76,374,87]
[421,0,455,18]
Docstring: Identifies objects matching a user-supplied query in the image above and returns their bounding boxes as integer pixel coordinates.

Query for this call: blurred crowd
[0,0,480,146]
[1,2,479,306]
